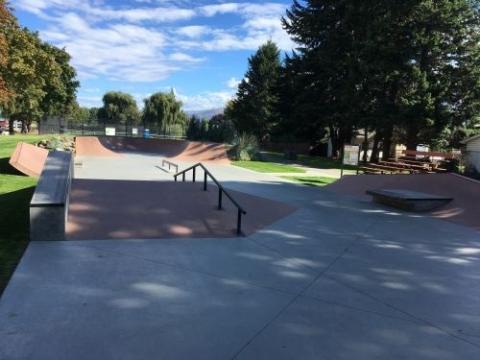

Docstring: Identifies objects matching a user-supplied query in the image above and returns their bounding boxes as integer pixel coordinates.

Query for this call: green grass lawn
[281,175,337,187]
[0,134,47,295]
[262,151,358,171]
[232,160,306,173]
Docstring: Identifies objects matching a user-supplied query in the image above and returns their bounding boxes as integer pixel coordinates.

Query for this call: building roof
[461,133,480,144]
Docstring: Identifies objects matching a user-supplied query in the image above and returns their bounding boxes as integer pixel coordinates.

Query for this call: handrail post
[218,188,223,210]
[203,171,207,191]
[174,174,177,182]
[237,209,242,235]
[182,173,185,182]
[193,167,196,183]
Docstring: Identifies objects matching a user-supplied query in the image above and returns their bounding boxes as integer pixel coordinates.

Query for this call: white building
[461,134,480,172]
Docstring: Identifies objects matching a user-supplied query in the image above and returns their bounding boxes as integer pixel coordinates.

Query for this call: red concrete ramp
[75,136,120,157]
[325,174,480,229]
[67,180,296,240]
[75,136,230,163]
[8,142,49,177]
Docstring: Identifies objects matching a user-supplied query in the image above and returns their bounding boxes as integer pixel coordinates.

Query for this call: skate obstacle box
[9,142,49,177]
[366,189,453,212]
[30,151,73,241]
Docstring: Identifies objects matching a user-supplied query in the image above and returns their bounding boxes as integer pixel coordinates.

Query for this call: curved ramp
[325,173,480,229]
[75,136,229,164]
[75,136,120,157]
[8,142,49,177]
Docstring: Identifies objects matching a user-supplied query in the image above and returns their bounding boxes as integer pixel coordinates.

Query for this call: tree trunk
[381,125,393,161]
[370,132,382,163]
[362,127,369,162]
[21,120,28,133]
[328,124,338,158]
[8,118,14,135]
[406,123,418,151]
[337,126,352,159]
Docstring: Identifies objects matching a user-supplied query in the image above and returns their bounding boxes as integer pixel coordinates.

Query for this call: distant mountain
[185,108,224,119]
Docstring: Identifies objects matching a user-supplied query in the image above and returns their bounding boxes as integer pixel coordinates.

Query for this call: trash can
[143,129,150,139]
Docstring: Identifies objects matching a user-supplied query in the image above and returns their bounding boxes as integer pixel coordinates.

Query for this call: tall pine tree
[226,41,281,142]
[282,0,480,155]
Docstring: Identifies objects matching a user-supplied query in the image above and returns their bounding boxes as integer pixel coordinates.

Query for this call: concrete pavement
[1,155,479,359]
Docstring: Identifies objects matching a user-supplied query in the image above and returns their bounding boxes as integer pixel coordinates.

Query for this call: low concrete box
[30,151,73,241]
[366,189,452,212]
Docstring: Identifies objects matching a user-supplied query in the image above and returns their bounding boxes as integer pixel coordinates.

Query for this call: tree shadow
[0,186,35,295]
[0,157,25,176]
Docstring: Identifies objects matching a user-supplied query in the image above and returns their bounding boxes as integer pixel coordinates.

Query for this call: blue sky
[14,0,295,111]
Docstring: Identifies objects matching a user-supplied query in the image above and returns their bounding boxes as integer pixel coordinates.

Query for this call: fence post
[182,173,185,182]
[203,171,207,191]
[218,189,223,210]
[193,167,196,183]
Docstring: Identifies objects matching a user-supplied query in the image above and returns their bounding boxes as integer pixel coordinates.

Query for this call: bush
[228,133,260,161]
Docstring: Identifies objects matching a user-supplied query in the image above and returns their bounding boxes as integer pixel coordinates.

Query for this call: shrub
[228,133,259,161]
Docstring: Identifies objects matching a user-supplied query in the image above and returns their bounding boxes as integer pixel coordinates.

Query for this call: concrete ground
[1,154,480,359]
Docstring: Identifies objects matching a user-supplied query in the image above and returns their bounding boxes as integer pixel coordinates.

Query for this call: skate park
[1,135,480,359]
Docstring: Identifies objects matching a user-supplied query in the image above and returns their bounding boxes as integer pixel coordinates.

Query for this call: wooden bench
[359,166,387,174]
[378,161,420,174]
[30,151,73,241]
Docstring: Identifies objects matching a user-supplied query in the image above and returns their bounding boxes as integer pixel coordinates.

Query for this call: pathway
[0,155,479,359]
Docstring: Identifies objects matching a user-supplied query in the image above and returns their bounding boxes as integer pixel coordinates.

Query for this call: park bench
[378,161,420,174]
[367,163,414,174]
[30,151,73,241]
[359,166,391,174]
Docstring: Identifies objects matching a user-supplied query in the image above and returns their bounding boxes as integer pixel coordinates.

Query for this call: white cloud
[178,90,234,111]
[226,77,240,89]
[176,25,210,38]
[18,1,295,103]
[200,3,241,17]
[77,95,102,107]
[41,12,180,82]
[169,52,205,63]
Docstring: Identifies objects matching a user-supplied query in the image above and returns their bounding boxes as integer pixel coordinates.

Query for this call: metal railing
[162,159,179,173]
[174,163,247,235]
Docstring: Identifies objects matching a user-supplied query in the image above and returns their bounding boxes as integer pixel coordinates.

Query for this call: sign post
[341,144,360,177]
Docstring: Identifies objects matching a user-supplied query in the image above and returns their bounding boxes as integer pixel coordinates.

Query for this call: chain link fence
[38,119,186,139]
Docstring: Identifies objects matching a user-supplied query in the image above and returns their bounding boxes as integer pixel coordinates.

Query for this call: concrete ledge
[30,151,73,241]
[366,189,452,212]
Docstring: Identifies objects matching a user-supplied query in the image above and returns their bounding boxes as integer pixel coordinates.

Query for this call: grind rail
[174,163,247,235]
[162,159,179,173]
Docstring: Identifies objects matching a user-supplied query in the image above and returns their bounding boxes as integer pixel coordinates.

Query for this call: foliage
[186,113,235,143]
[98,91,140,125]
[233,160,306,173]
[0,4,79,133]
[142,91,188,134]
[207,114,235,143]
[281,175,336,187]
[228,133,260,161]
[0,0,15,104]
[0,134,45,294]
[226,41,281,142]
[280,0,480,156]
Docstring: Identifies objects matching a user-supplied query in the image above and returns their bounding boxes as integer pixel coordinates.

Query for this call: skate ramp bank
[325,173,480,229]
[75,136,230,164]
[67,179,296,240]
[75,136,120,157]
[8,142,49,177]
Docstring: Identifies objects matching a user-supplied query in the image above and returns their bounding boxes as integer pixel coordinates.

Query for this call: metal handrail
[162,159,179,173]
[174,163,247,235]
